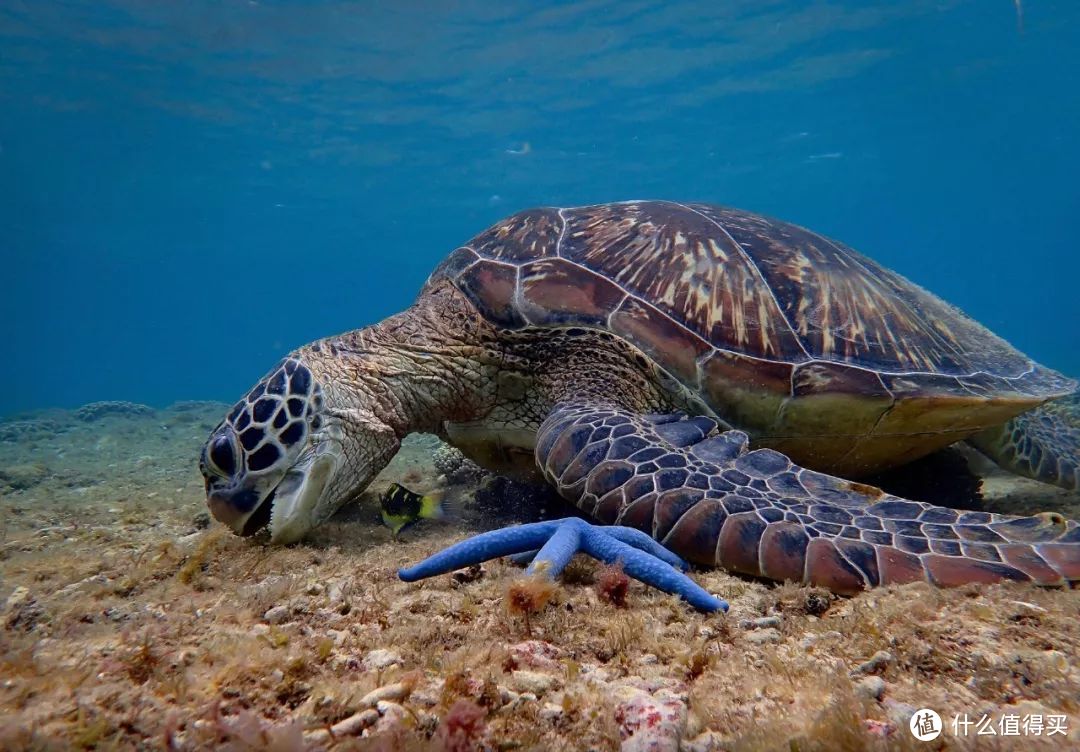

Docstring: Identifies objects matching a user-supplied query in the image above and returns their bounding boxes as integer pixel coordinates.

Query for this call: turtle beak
[266,449,339,544]
[206,494,245,530]
[206,483,277,537]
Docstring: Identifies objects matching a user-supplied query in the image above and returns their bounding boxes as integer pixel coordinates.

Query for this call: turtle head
[200,355,398,543]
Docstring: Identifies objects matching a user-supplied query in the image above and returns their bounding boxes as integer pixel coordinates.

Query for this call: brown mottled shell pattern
[425,201,1075,475]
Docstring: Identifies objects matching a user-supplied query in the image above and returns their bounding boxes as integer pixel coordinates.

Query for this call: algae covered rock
[0,462,49,489]
[432,442,485,481]
[613,683,688,752]
[75,400,154,421]
[0,419,64,442]
[3,586,44,632]
[362,648,403,671]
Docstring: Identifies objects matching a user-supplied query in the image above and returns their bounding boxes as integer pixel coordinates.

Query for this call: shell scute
[427,246,479,286]
[519,258,624,327]
[470,208,562,262]
[791,361,890,399]
[609,296,710,387]
[457,260,524,329]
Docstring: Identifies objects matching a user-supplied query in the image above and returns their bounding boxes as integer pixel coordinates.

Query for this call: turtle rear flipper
[970,392,1080,491]
[533,403,1080,593]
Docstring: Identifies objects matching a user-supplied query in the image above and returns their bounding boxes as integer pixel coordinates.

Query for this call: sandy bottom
[1,401,1078,751]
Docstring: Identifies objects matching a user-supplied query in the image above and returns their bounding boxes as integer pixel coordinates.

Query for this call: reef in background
[0,403,1078,750]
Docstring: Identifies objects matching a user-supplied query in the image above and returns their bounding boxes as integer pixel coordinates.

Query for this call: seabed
[1,401,1078,750]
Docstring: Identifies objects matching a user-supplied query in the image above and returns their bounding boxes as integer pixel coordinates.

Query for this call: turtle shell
[426,201,1075,474]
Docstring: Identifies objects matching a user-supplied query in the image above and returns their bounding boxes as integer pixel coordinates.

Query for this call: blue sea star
[398,517,728,612]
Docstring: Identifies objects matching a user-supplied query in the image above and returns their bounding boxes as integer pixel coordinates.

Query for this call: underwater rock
[739,615,781,630]
[863,719,896,738]
[745,628,781,645]
[539,703,564,721]
[450,564,485,585]
[799,630,843,649]
[304,709,378,743]
[166,400,229,412]
[0,463,49,490]
[613,684,687,752]
[0,419,63,442]
[4,586,30,612]
[162,400,231,431]
[798,589,833,616]
[882,699,917,729]
[855,675,886,702]
[262,605,290,624]
[54,574,112,600]
[1007,599,1048,616]
[509,669,558,696]
[851,650,894,677]
[373,700,408,734]
[507,691,537,709]
[507,640,564,671]
[359,680,414,709]
[210,710,304,749]
[74,400,154,422]
[362,648,403,670]
[432,442,486,481]
[3,586,43,632]
[682,730,726,752]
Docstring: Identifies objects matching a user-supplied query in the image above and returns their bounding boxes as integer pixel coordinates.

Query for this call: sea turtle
[200,201,1079,610]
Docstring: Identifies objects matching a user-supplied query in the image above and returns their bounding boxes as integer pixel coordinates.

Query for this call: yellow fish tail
[418,492,445,520]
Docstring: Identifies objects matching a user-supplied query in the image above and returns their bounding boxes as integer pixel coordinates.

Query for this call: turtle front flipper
[532,403,1080,593]
[969,392,1080,491]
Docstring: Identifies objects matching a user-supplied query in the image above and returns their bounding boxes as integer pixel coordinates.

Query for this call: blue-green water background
[2,1,1077,417]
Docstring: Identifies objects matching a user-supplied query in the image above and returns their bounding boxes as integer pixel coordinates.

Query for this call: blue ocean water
[1,1,1077,417]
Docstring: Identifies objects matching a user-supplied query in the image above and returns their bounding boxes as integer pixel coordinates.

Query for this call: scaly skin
[971,392,1080,491]
[534,403,1080,593]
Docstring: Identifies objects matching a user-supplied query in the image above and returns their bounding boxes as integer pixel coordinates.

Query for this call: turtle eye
[209,434,237,476]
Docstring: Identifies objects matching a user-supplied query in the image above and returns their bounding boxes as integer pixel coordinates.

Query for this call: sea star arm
[398,517,728,612]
